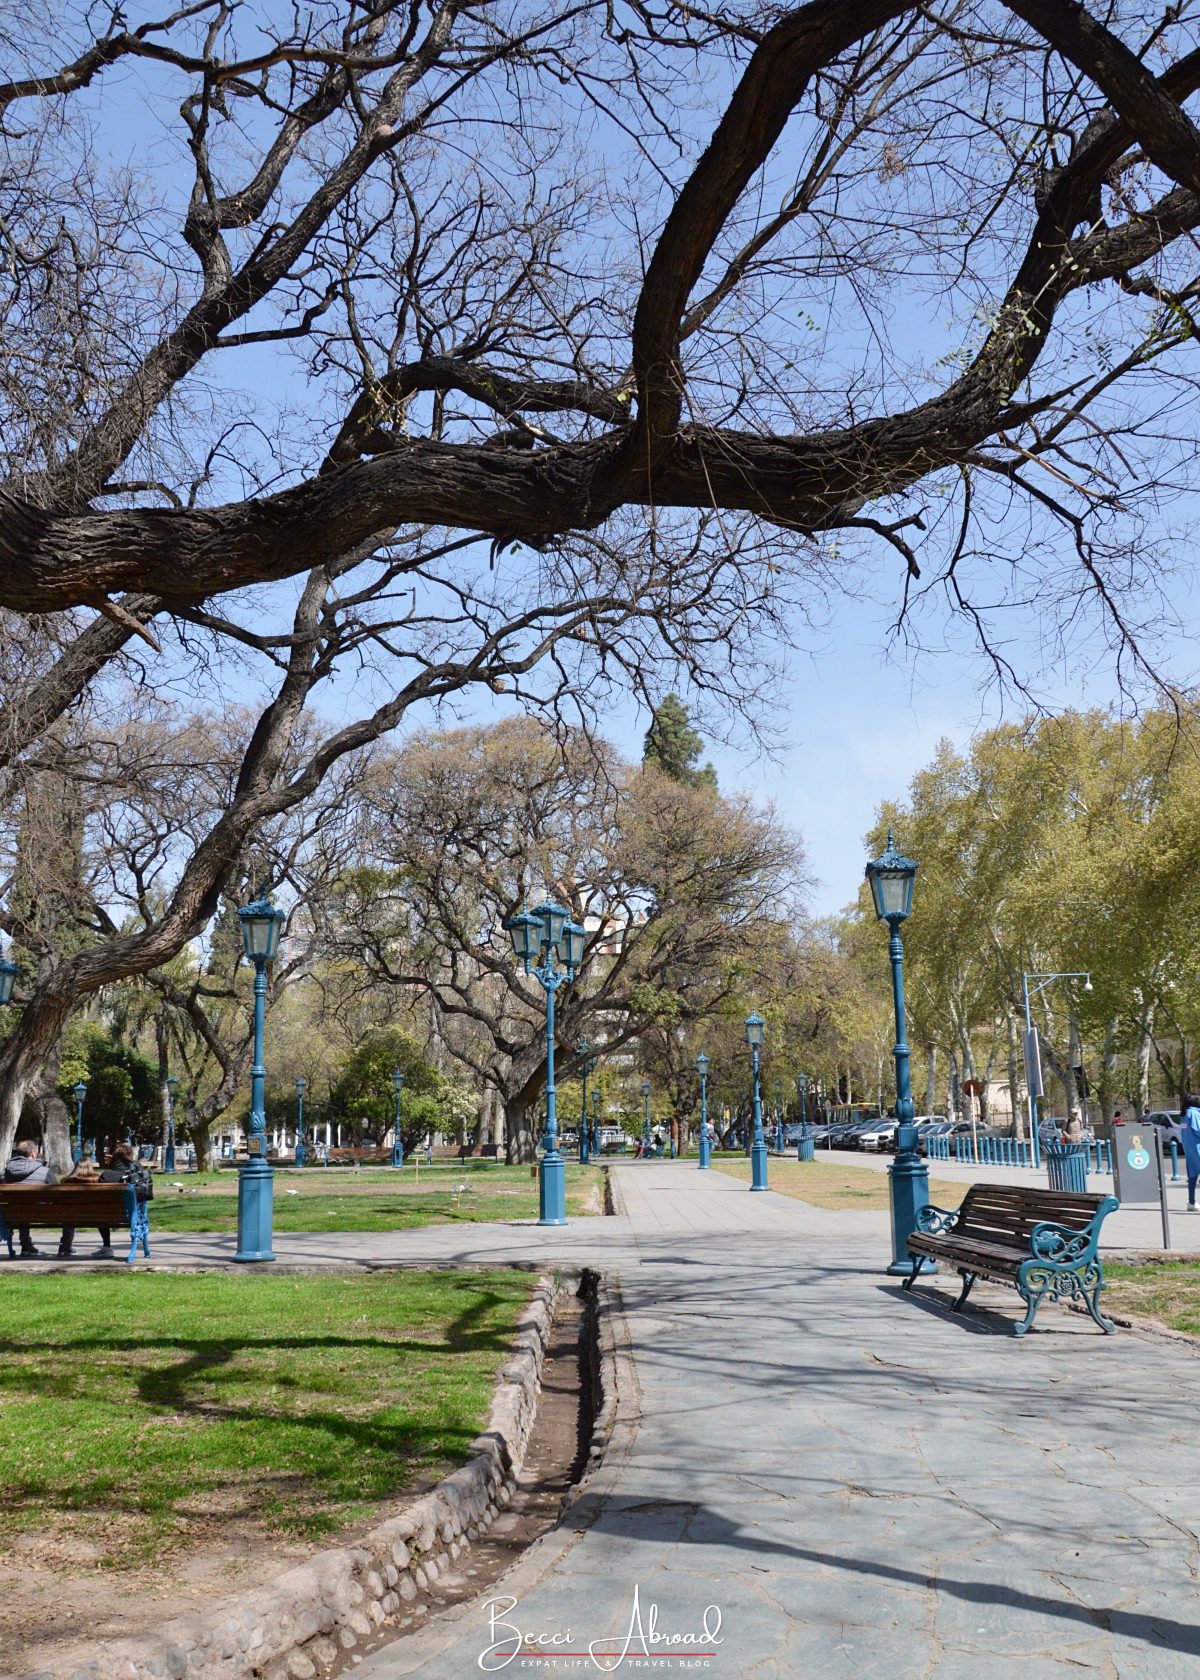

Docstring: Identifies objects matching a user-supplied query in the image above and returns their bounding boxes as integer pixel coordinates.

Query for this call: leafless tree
[321,717,802,1158]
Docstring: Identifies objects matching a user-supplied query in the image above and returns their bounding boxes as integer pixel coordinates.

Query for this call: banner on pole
[1023,1027,1044,1099]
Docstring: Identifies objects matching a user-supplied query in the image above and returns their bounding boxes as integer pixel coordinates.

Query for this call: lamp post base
[538,1150,567,1226]
[165,1144,175,1173]
[888,1126,936,1275]
[750,1139,769,1190]
[234,1158,277,1262]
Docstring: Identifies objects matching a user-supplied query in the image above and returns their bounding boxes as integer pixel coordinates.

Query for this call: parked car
[856,1120,899,1152]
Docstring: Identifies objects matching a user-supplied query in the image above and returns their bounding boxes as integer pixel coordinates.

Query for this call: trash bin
[1044,1141,1089,1193]
[796,1132,816,1162]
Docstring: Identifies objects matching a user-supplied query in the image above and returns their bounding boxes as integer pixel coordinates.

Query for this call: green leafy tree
[327,1027,456,1154]
[57,1024,159,1151]
[642,696,717,791]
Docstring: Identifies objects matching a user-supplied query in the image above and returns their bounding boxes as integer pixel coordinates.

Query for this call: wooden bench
[0,1184,150,1265]
[903,1183,1120,1338]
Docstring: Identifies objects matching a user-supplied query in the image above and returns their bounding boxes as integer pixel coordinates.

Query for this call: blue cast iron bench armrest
[902,1185,1119,1339]
[914,1203,960,1236]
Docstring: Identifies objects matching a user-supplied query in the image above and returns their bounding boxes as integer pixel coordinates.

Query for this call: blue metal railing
[930,1134,1112,1173]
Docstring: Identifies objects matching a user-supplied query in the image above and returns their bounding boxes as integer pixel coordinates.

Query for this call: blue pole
[73,1088,84,1165]
[642,1083,651,1155]
[539,977,566,1224]
[1171,1138,1180,1181]
[294,1084,307,1169]
[390,1080,404,1169]
[165,1084,176,1173]
[749,1046,769,1190]
[591,1088,600,1160]
[234,957,275,1262]
[579,1057,590,1165]
[698,1069,710,1170]
[1023,975,1041,1170]
[886,922,932,1275]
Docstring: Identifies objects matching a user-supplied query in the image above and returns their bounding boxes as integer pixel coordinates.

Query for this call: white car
[856,1120,899,1152]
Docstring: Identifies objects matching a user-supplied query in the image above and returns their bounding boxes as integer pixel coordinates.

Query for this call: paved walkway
[341,1162,1200,1680]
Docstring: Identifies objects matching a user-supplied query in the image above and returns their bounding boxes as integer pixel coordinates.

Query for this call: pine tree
[642,695,718,790]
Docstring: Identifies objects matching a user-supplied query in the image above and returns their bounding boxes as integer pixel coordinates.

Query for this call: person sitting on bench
[93,1144,138,1259]
[55,1155,102,1259]
[3,1140,58,1258]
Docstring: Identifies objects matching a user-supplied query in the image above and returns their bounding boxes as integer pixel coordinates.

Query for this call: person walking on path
[3,1139,57,1257]
[1181,1096,1200,1213]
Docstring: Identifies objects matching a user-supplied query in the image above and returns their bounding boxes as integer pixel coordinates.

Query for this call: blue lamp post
[774,1080,785,1152]
[72,1080,87,1165]
[294,1077,307,1168]
[866,830,932,1275]
[591,1088,600,1158]
[165,1076,178,1172]
[577,1042,591,1165]
[504,900,585,1226]
[390,1070,405,1168]
[0,954,17,1008]
[696,1053,711,1170]
[641,1078,651,1155]
[233,890,285,1263]
[745,1014,769,1190]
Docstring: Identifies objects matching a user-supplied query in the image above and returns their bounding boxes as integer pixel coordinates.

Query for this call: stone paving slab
[347,1162,1200,1680]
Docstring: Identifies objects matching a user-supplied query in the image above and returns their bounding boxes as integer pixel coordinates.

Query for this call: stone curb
[26,1274,564,1680]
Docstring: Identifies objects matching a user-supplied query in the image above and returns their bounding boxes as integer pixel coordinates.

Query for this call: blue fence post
[1171,1139,1180,1182]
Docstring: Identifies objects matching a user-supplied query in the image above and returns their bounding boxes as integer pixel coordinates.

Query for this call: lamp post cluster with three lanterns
[503,899,585,1227]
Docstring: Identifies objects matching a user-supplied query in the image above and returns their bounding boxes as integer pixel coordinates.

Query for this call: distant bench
[0,1184,150,1265]
[902,1183,1119,1338]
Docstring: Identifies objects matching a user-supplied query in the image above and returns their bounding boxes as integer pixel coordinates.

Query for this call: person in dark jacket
[93,1143,138,1258]
[3,1140,57,1257]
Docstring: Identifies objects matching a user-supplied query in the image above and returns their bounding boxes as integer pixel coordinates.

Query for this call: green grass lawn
[153,1163,605,1231]
[1103,1261,1200,1335]
[712,1156,967,1211]
[0,1270,533,1570]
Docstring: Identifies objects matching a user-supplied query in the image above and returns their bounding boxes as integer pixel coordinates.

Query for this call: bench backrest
[955,1184,1110,1248]
[0,1185,129,1224]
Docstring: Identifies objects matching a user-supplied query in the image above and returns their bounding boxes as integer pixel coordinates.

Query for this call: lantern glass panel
[560,918,586,971]
[744,1013,765,1047]
[239,897,284,960]
[392,1070,406,1093]
[534,900,569,952]
[504,908,541,963]
[695,1053,710,1077]
[73,1081,87,1101]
